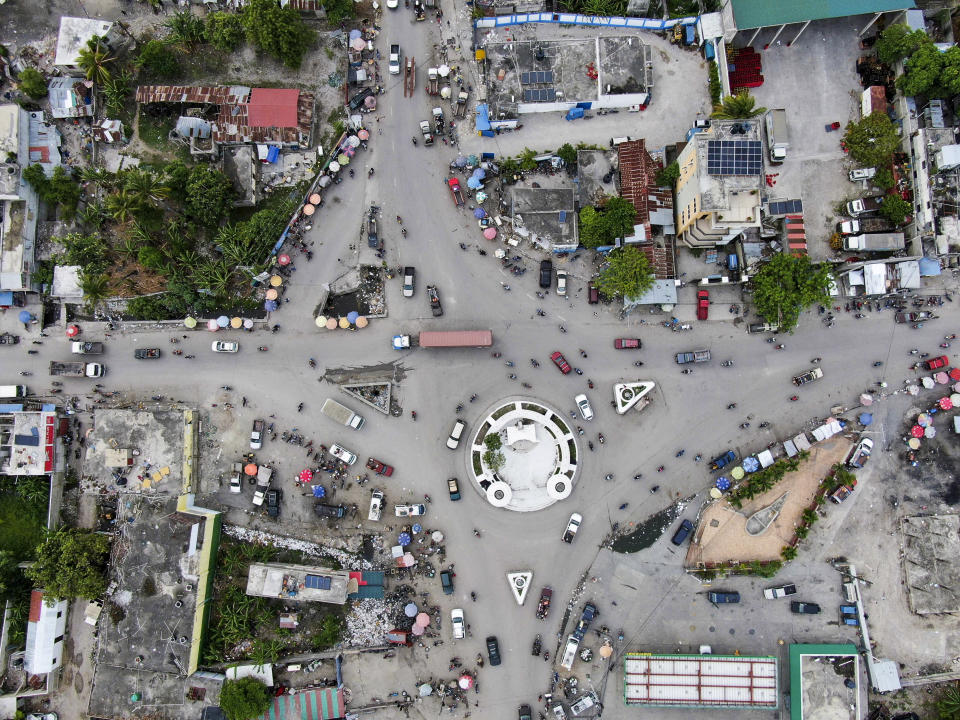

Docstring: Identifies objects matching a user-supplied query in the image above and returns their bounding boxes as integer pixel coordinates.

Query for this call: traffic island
[468,399,578,512]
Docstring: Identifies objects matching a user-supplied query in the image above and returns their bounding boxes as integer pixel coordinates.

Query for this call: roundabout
[467,398,579,512]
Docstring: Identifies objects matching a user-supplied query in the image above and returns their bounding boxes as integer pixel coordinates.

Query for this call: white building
[24,590,68,676]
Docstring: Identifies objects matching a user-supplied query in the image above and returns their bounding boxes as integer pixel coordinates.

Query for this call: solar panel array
[706,140,763,176]
[520,71,554,84]
[523,88,557,102]
[767,199,803,215]
[305,574,332,590]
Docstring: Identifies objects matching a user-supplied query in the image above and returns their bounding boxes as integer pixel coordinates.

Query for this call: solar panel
[304,574,332,590]
[522,88,556,102]
[706,140,762,176]
[520,72,531,84]
[768,199,803,215]
[521,71,555,85]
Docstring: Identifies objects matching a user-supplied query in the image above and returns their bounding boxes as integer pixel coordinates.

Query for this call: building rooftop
[728,0,915,31]
[48,78,94,119]
[24,591,67,676]
[246,562,350,605]
[789,644,860,720]
[624,652,778,707]
[248,88,300,128]
[617,139,673,240]
[54,17,113,66]
[902,514,960,614]
[2,410,58,475]
[509,187,577,249]
[576,149,618,208]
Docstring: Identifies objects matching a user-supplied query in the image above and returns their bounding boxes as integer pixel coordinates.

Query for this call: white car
[556,269,567,296]
[212,341,239,353]
[368,490,384,522]
[329,443,358,465]
[848,167,876,181]
[451,608,465,639]
[386,0,398,7]
[575,394,594,421]
[403,266,415,298]
[395,504,426,517]
[229,463,243,494]
[447,419,466,449]
[389,44,401,75]
[562,512,582,543]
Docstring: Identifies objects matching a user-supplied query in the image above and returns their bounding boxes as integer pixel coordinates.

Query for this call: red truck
[448,178,465,206]
[697,290,710,321]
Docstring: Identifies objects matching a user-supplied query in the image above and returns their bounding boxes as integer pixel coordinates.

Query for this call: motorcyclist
[412,137,417,146]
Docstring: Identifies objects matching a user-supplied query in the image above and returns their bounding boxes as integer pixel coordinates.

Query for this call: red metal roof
[248,88,300,129]
[28,590,43,623]
[617,139,676,279]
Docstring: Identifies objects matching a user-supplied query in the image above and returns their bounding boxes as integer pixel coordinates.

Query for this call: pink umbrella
[309,194,322,205]
[278,254,291,266]
[416,612,430,626]
[358,129,370,140]
[936,371,949,384]
[939,396,953,410]
[65,324,80,337]
[458,674,474,689]
[303,204,315,216]
[911,425,924,438]
[299,469,313,482]
[483,227,497,240]
[411,624,425,635]
[207,319,220,331]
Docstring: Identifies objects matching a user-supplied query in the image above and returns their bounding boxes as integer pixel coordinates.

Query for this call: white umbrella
[923,377,936,388]
[329,161,341,173]
[431,531,444,542]
[346,135,360,147]
[438,64,450,77]
[907,385,920,395]
[925,426,937,438]
[859,393,873,406]
[440,86,452,99]
[418,683,433,697]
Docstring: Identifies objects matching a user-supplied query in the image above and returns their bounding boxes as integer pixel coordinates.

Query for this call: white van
[368,490,384,521]
[560,635,580,671]
[330,443,358,465]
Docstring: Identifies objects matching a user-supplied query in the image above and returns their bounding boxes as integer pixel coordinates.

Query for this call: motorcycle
[411,410,417,420]
[941,342,951,349]
[588,441,594,451]
[675,449,685,457]
[775,344,785,350]
[790,395,799,401]
[598,433,605,444]
[173,349,183,355]
[727,403,737,409]
[258,346,268,351]
[618,503,628,510]
[633,361,644,367]
[368,168,375,177]
[681,369,693,374]
[587,380,594,389]
[721,360,734,367]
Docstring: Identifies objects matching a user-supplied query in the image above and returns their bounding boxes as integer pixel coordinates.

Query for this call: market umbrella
[936,371,949,384]
[303,204,315,216]
[310,193,322,205]
[431,531,444,542]
[270,275,283,287]
[398,532,411,546]
[467,176,482,189]
[18,310,32,324]
[337,154,350,166]
[859,413,873,425]
[404,603,418,617]
[266,288,278,300]
[458,675,474,690]
[217,315,229,327]
[939,396,953,410]
[416,612,430,626]
[412,523,422,534]
[950,368,960,381]
[207,319,219,331]
[743,456,760,473]
[451,155,467,168]
[351,37,366,50]
[347,311,360,324]
[483,227,497,240]
[326,318,338,330]
[356,316,368,328]
[438,64,450,77]
[859,393,873,406]
[338,317,350,329]
[411,624,425,636]
[245,463,258,476]
[358,129,370,140]
[264,300,278,312]
[418,683,433,697]
[364,96,377,109]
[709,488,723,499]
[230,317,242,329]
[440,86,452,99]
[346,135,360,148]
[952,393,960,405]
[908,437,921,449]
[598,642,613,659]
[318,175,332,188]
[473,167,487,180]
[312,485,325,498]
[922,377,936,388]
[926,425,937,438]
[716,477,730,491]
[911,425,924,438]
[65,323,80,337]
[918,413,929,427]
[473,207,487,219]
[908,385,920,395]
[184,316,197,328]
[730,466,745,480]
[468,154,479,166]
[243,318,254,329]
[278,254,292,266]
[329,161,341,173]
[476,191,488,203]
[299,469,314,482]
[315,315,327,327]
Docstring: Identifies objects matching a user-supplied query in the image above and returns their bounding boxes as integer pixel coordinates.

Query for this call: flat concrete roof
[902,514,960,614]
[510,187,577,247]
[246,562,350,605]
[789,644,860,720]
[55,17,113,66]
[576,149,618,208]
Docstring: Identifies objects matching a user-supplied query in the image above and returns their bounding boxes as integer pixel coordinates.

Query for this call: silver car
[575,394,594,421]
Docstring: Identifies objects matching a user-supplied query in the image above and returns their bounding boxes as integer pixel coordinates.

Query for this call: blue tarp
[0,291,13,306]
[705,41,715,59]
[475,104,491,132]
[685,25,695,44]
[919,257,942,276]
[266,146,280,163]
[565,108,585,121]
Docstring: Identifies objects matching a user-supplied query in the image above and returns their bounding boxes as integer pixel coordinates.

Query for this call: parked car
[550,351,571,374]
[848,167,876,181]
[763,583,797,599]
[447,477,461,501]
[451,608,466,639]
[367,211,379,248]
[562,512,582,543]
[368,491,384,521]
[486,635,502,665]
[440,569,455,594]
[708,590,740,604]
[709,450,736,471]
[330,444,358,465]
[249,419,264,450]
[556,269,567,296]
[366,457,394,476]
[402,266,415,297]
[229,463,243,494]
[518,704,533,720]
[573,602,597,641]
[265,488,281,518]
[671,519,694,545]
[790,601,821,615]
[539,259,553,289]
[389,44,401,74]
[395,504,426,517]
[574,394,594,421]
[447,419,466,449]
[587,281,599,304]
[314,503,346,519]
[427,285,443,317]
[926,355,949,370]
[212,341,238,353]
[614,338,641,350]
[697,289,710,320]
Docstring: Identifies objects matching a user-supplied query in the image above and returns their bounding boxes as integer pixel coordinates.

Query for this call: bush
[136,40,180,79]
[206,12,245,52]
[185,166,234,227]
[18,68,47,100]
[655,161,679,188]
[879,194,912,225]
[25,528,110,601]
[707,61,721,104]
[556,143,577,167]
[241,0,316,69]
[219,677,271,720]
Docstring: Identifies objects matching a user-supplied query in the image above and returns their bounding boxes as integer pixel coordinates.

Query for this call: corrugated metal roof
[249,88,300,128]
[730,0,915,31]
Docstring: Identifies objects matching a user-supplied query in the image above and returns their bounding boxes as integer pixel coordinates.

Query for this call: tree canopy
[842,113,901,169]
[25,528,110,601]
[184,166,234,227]
[578,197,637,249]
[219,677,271,720]
[874,22,960,99]
[136,40,180,79]
[595,246,654,300]
[875,23,929,65]
[879,194,912,225]
[18,68,47,100]
[206,12,245,52]
[749,254,833,332]
[241,0,316,69]
[711,91,766,119]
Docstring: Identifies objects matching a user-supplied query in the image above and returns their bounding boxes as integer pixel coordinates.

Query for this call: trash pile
[342,597,395,647]
[224,525,371,570]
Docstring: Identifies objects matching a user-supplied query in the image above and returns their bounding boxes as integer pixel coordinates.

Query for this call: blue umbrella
[217,315,229,327]
[312,485,325,498]
[412,523,422,534]
[859,413,873,426]
[472,168,486,180]
[18,310,31,323]
[398,532,412,546]
[742,456,760,473]
[716,477,730,491]
[473,207,486,219]
[347,311,360,324]
[264,300,278,312]
[466,176,482,189]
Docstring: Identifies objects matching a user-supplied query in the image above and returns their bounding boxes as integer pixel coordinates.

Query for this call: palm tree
[711,91,767,120]
[76,36,114,85]
[79,271,110,312]
[79,167,118,188]
[123,168,170,207]
[105,189,141,224]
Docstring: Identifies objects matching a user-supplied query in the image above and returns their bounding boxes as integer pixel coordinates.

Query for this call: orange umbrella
[338,317,350,328]
[303,204,315,216]
[326,318,337,330]
[265,288,278,300]
[310,193,322,205]
[270,275,283,287]
[356,316,368,328]
[244,463,258,476]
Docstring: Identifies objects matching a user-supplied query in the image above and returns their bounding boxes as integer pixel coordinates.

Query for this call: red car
[448,178,465,207]
[366,457,394,476]
[614,338,641,350]
[697,290,710,321]
[550,351,571,374]
[926,355,949,371]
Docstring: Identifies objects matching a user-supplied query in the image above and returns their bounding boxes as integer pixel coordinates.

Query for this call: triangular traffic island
[342,382,392,415]
[615,381,656,415]
[506,571,533,605]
